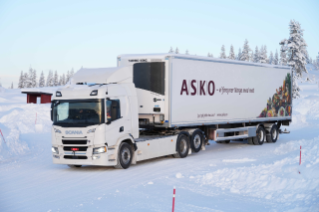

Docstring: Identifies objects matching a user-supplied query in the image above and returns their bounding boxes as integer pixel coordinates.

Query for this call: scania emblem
[65,130,83,135]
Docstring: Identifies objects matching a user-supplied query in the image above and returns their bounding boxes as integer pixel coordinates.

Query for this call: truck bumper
[52,146,117,166]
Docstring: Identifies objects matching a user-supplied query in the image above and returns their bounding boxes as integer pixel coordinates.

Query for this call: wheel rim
[272,128,277,140]
[193,134,201,149]
[258,129,264,142]
[180,138,187,154]
[121,147,131,165]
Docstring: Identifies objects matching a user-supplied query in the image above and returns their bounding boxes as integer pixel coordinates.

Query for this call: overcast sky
[0,0,318,88]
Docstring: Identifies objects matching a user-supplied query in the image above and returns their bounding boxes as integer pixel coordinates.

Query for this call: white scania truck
[51,53,292,169]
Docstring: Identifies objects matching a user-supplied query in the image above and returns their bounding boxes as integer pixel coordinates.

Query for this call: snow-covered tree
[11,82,13,89]
[250,50,254,62]
[220,45,226,59]
[240,39,251,61]
[18,71,24,88]
[237,48,242,60]
[169,47,174,53]
[53,71,59,86]
[46,70,54,87]
[185,50,189,55]
[39,71,45,87]
[228,45,235,60]
[253,46,259,63]
[66,70,70,84]
[175,47,179,54]
[23,72,29,88]
[280,44,287,65]
[31,69,37,88]
[259,46,267,64]
[280,20,308,99]
[264,46,268,63]
[274,50,279,65]
[269,51,274,65]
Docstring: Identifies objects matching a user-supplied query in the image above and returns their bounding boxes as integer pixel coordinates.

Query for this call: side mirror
[106,120,112,125]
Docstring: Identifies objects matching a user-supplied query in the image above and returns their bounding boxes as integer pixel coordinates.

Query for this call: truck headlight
[87,128,96,134]
[52,146,59,154]
[54,128,62,134]
[93,146,107,154]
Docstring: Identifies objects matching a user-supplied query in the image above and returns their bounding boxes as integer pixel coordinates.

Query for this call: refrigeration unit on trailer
[51,53,292,169]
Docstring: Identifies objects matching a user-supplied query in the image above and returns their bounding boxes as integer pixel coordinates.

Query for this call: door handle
[119,126,124,132]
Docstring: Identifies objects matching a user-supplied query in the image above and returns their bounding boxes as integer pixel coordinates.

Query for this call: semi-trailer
[51,53,292,169]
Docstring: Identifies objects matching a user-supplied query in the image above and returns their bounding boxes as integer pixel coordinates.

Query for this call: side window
[106,99,121,122]
[133,62,165,95]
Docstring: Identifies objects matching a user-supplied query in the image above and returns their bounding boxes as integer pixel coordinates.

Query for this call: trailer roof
[118,53,290,70]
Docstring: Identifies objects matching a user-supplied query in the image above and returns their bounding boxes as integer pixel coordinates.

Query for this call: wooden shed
[22,91,53,104]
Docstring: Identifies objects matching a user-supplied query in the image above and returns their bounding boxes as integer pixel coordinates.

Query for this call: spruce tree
[62,73,66,85]
[237,48,242,60]
[228,45,235,60]
[279,20,308,98]
[175,47,179,54]
[11,82,13,89]
[269,51,274,64]
[253,46,259,63]
[18,71,24,88]
[250,50,254,62]
[32,69,37,87]
[185,50,189,55]
[39,71,45,87]
[274,50,279,65]
[23,72,29,88]
[220,45,226,59]
[66,70,70,84]
[169,47,174,53]
[240,39,251,61]
[54,71,59,86]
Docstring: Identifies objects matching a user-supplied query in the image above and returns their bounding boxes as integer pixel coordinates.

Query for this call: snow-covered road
[1,78,319,211]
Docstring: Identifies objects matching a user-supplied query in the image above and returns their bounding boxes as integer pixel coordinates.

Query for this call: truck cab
[51,66,140,168]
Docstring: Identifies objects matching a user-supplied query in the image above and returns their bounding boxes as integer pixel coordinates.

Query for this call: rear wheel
[190,130,203,153]
[173,134,190,158]
[266,124,279,143]
[253,126,265,145]
[114,142,132,169]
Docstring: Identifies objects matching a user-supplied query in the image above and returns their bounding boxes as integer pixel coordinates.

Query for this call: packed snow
[0,67,319,211]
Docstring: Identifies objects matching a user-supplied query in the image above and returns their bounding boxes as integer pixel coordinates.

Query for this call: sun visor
[71,66,132,84]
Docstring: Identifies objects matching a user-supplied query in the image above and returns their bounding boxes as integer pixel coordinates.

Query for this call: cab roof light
[56,91,62,97]
[90,90,98,96]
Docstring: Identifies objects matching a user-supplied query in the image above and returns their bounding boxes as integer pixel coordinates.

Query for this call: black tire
[67,165,82,168]
[190,130,203,153]
[247,137,254,145]
[114,142,132,169]
[266,124,279,143]
[253,126,265,145]
[173,134,190,158]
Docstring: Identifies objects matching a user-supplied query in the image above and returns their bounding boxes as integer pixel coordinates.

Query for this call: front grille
[62,140,87,145]
[64,156,87,160]
[63,146,88,151]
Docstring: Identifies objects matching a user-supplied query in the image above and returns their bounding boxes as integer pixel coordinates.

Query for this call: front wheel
[114,142,132,169]
[173,134,190,158]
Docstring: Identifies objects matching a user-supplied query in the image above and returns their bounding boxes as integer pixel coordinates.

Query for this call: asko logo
[180,79,215,96]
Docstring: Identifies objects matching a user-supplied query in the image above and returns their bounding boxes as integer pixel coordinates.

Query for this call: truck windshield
[52,99,104,127]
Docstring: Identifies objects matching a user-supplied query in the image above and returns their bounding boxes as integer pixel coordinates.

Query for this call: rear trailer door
[169,57,292,127]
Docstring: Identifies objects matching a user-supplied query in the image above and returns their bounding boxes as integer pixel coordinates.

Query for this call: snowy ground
[1,68,319,212]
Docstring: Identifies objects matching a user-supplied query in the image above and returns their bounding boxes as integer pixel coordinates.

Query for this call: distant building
[21,89,54,104]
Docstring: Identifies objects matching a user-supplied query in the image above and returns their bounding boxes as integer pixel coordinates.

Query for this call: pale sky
[0,0,318,88]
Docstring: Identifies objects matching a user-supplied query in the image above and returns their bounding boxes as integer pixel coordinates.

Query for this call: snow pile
[193,137,319,207]
[0,89,52,162]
